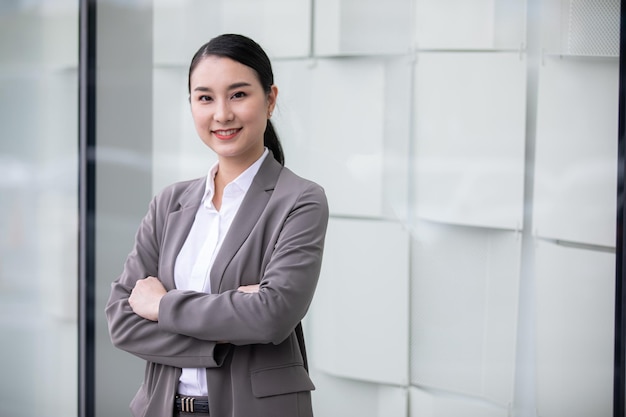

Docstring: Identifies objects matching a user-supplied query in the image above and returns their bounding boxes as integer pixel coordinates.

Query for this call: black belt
[175,396,209,414]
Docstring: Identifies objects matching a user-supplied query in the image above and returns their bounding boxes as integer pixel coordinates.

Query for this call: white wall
[150,0,620,416]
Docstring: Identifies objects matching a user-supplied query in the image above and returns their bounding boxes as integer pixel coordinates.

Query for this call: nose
[213,99,234,123]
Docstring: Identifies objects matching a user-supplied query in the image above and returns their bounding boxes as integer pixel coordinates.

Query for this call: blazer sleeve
[105,192,230,368]
[158,180,329,345]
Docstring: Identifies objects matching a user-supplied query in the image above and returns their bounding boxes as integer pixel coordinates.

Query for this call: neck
[215,149,264,186]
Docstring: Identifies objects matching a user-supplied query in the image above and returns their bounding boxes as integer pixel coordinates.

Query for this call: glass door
[0,1,79,416]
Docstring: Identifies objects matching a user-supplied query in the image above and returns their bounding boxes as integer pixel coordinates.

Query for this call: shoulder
[274,167,328,216]
[255,157,326,202]
[278,167,325,197]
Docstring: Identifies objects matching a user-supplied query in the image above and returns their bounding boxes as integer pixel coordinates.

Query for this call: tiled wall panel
[410,221,521,405]
[220,0,311,58]
[533,56,618,247]
[274,58,411,220]
[415,0,525,50]
[314,0,411,56]
[409,387,509,417]
[146,2,619,417]
[413,52,526,230]
[307,59,406,218]
[310,218,409,385]
[308,59,384,217]
[152,68,215,192]
[535,240,615,417]
[312,371,408,417]
[154,0,310,65]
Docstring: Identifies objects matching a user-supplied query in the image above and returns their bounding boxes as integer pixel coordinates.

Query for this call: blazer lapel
[159,178,206,290]
[210,156,282,292]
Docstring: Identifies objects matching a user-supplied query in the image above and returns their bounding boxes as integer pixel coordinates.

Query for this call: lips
[212,128,241,140]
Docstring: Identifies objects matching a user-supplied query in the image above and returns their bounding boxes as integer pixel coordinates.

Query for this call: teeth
[215,129,238,135]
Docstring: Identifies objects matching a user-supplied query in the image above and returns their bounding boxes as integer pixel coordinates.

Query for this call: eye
[198,95,212,102]
[231,91,246,99]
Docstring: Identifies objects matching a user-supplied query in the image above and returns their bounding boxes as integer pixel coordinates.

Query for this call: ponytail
[264,120,284,166]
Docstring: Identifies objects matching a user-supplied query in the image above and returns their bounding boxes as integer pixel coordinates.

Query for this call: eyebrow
[193,82,253,93]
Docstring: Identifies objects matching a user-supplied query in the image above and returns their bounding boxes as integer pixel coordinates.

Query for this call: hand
[237,284,260,294]
[129,276,167,321]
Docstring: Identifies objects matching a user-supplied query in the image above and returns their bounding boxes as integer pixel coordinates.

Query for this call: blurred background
[0,0,621,416]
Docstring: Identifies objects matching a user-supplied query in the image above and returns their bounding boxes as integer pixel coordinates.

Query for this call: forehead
[190,56,260,89]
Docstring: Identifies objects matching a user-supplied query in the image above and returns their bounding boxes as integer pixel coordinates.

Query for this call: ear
[267,85,278,117]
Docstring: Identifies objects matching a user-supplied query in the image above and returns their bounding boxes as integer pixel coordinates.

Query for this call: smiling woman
[188,34,284,167]
[105,33,329,417]
[189,55,278,182]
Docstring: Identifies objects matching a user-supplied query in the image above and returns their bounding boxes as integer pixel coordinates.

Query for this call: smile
[213,128,241,140]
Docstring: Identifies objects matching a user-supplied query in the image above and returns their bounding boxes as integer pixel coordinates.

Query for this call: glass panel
[93,2,154,416]
[0,1,78,416]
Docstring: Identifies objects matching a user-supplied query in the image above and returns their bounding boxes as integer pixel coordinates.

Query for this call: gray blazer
[105,155,329,417]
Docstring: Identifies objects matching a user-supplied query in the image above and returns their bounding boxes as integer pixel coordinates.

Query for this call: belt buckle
[180,396,195,413]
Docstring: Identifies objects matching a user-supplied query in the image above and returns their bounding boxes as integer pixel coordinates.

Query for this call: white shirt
[174,149,269,396]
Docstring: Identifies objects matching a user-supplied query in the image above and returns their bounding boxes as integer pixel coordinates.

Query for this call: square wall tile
[154,0,311,65]
[535,240,615,417]
[220,0,311,58]
[314,0,411,56]
[410,387,509,417]
[310,218,410,385]
[311,371,408,417]
[413,52,526,230]
[272,60,317,182]
[275,58,411,219]
[415,0,526,50]
[410,221,521,405]
[533,56,618,247]
[152,67,216,192]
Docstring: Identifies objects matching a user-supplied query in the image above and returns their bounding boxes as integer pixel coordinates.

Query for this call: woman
[106,34,329,417]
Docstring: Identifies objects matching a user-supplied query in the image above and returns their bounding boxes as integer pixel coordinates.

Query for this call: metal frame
[78,0,97,415]
[615,2,626,416]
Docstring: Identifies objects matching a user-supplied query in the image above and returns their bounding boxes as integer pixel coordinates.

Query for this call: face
[189,56,277,166]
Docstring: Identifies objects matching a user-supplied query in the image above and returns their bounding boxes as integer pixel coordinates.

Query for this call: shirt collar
[202,148,269,205]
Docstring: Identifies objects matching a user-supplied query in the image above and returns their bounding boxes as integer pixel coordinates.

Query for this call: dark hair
[188,34,284,166]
